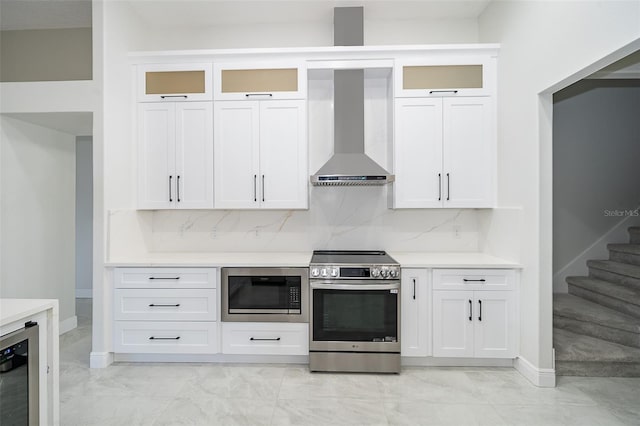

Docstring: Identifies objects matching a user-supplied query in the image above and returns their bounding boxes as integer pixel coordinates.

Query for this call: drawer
[221,322,308,355]
[137,62,213,102]
[114,268,216,289]
[432,269,515,291]
[114,289,216,321]
[113,321,218,354]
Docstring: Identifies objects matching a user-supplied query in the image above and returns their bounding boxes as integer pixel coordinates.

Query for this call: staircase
[554,226,640,376]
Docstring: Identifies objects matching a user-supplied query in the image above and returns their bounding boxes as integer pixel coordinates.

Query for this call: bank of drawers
[113,267,218,354]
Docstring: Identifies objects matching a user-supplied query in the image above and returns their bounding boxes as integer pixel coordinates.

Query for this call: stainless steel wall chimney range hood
[310,7,395,186]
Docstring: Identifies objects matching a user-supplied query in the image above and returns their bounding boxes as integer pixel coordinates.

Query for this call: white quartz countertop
[0,299,59,326]
[106,252,519,268]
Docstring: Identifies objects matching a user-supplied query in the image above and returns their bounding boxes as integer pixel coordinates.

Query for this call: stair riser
[553,315,640,348]
[610,250,640,267]
[568,285,640,320]
[556,361,640,377]
[589,268,640,289]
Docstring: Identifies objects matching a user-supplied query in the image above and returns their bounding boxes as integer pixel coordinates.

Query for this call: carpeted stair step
[554,328,640,377]
[630,227,640,244]
[608,244,640,267]
[566,276,640,319]
[587,260,640,288]
[553,293,640,348]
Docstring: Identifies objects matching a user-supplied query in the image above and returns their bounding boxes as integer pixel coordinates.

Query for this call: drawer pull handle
[250,337,281,341]
[148,303,181,307]
[149,277,181,280]
[429,90,458,94]
[149,336,181,340]
[245,93,273,98]
[463,278,486,282]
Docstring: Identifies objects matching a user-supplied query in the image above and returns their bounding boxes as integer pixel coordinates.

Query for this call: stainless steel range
[309,250,401,373]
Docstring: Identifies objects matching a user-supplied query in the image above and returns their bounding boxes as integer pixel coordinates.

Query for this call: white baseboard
[59,316,77,335]
[514,356,556,387]
[75,289,93,298]
[90,351,114,368]
[401,357,513,367]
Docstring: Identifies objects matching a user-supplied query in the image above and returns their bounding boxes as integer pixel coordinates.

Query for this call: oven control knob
[330,268,339,277]
[371,268,381,278]
[381,268,390,278]
[389,268,399,279]
[311,268,319,278]
[320,268,328,277]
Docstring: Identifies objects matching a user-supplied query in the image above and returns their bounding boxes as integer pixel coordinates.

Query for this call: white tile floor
[60,299,640,426]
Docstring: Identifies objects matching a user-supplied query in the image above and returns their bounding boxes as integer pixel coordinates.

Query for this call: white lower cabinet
[113,267,218,355]
[222,322,308,355]
[401,269,430,356]
[432,269,517,358]
[114,321,218,354]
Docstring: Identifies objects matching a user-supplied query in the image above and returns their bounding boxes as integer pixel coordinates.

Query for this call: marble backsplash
[108,186,485,258]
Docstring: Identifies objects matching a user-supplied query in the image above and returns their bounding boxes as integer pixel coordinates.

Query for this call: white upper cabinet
[138,63,213,102]
[214,100,308,209]
[395,56,495,98]
[394,96,494,208]
[213,62,307,101]
[138,102,213,209]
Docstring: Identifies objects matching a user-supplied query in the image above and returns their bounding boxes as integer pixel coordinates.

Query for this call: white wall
[76,137,93,298]
[479,0,640,374]
[553,80,640,291]
[0,116,76,326]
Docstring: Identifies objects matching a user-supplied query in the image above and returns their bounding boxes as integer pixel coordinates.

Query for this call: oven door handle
[310,282,400,291]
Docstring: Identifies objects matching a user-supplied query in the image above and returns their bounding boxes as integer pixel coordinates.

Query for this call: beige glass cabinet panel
[213,62,307,100]
[138,63,213,102]
[395,57,495,98]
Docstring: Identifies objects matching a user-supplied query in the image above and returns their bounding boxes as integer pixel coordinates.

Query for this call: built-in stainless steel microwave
[221,267,309,323]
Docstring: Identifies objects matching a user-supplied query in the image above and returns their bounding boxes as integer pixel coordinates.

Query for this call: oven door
[310,281,400,353]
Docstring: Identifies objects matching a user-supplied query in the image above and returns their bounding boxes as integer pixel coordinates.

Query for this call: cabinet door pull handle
[446,173,450,201]
[463,278,486,282]
[250,337,281,341]
[245,93,273,98]
[478,300,482,322]
[169,175,173,202]
[438,173,442,201]
[468,299,473,321]
[412,278,416,300]
[262,175,265,202]
[149,336,180,340]
[148,303,181,307]
[176,175,181,202]
[149,277,181,280]
[160,95,188,99]
[429,90,458,95]
[253,175,257,202]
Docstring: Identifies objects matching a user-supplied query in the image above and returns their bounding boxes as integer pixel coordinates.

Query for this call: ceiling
[2,112,93,136]
[126,1,492,28]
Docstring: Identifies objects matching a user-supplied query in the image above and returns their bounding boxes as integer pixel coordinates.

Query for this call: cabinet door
[393,98,443,208]
[138,103,176,209]
[443,97,494,208]
[259,100,308,209]
[214,101,260,208]
[214,62,306,101]
[138,63,213,102]
[474,291,516,358]
[401,269,430,357]
[432,290,474,357]
[175,102,213,209]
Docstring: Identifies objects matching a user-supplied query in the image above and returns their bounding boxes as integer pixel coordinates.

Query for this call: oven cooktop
[310,250,398,266]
